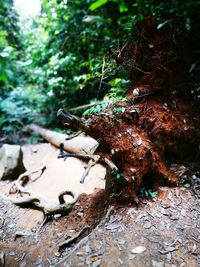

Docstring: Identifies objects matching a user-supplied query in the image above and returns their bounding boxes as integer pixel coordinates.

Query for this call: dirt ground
[0,143,199,266]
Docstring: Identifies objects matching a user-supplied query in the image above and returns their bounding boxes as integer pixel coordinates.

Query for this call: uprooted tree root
[58,18,200,202]
[2,164,77,224]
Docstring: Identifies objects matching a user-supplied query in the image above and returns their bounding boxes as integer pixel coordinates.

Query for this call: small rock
[54,252,60,257]
[130,168,136,174]
[183,183,191,188]
[0,144,26,180]
[192,243,197,254]
[14,230,30,240]
[160,202,171,209]
[111,149,115,154]
[131,245,146,254]
[31,147,38,153]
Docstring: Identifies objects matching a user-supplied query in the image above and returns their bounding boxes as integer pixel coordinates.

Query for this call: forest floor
[0,143,199,267]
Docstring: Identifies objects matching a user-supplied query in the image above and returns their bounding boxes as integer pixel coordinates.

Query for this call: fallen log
[28,124,98,155]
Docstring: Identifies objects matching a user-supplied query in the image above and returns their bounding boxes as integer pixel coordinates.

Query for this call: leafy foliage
[0,89,36,133]
[0,0,199,137]
[0,0,26,136]
[112,170,125,183]
[21,0,132,125]
[0,0,21,95]
[140,187,158,198]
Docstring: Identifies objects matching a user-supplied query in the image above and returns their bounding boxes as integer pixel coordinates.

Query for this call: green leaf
[119,3,128,13]
[89,0,109,11]
[148,191,158,198]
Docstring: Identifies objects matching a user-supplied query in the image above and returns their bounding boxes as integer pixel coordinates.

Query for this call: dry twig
[58,225,89,251]
[9,161,46,194]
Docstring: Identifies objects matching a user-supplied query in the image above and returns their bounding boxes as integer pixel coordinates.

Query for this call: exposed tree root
[9,161,46,194]
[58,143,117,184]
[3,166,78,223]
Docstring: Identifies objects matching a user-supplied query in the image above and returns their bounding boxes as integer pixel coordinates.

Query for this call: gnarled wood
[8,173,77,220]
[28,124,98,155]
[57,109,90,133]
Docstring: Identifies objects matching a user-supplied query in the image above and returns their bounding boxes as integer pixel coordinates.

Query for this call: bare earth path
[0,143,199,266]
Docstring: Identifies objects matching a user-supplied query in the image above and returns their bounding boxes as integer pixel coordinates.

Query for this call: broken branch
[58,225,89,251]
[80,159,97,183]
[57,109,90,133]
